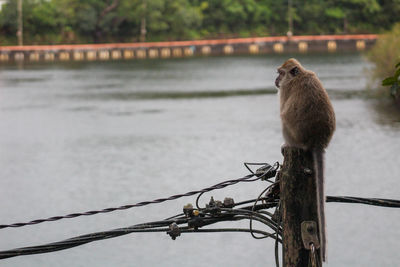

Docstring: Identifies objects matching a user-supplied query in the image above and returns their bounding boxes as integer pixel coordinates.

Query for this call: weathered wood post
[280,147,322,266]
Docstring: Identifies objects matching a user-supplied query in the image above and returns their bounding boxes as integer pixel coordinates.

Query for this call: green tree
[367,23,400,97]
[0,0,19,43]
[28,0,66,43]
[0,0,66,44]
[161,0,202,40]
[55,0,122,43]
[324,0,381,33]
[382,62,400,98]
[199,0,273,37]
[1,0,400,45]
[117,0,201,41]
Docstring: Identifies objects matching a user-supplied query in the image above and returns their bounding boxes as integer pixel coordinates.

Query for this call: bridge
[0,34,377,63]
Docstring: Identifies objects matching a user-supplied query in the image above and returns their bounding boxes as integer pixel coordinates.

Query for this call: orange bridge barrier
[0,34,378,63]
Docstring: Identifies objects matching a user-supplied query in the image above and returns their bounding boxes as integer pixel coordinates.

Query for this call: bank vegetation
[0,0,399,45]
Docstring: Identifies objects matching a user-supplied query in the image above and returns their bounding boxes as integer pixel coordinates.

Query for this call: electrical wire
[0,201,281,260]
[0,161,399,263]
[0,163,279,230]
[326,196,400,207]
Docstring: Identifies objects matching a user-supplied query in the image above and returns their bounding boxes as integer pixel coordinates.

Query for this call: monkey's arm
[280,94,310,149]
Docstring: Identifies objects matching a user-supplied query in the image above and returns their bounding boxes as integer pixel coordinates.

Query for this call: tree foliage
[367,23,400,97]
[0,0,399,44]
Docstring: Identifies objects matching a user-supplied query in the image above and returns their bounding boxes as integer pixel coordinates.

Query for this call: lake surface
[0,53,399,267]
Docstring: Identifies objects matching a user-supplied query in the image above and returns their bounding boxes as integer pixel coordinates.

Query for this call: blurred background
[0,0,400,44]
[1,1,400,266]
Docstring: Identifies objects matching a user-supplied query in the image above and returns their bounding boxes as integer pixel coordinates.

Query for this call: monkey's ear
[290,66,299,76]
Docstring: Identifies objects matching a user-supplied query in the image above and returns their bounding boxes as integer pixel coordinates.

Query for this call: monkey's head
[275,58,304,89]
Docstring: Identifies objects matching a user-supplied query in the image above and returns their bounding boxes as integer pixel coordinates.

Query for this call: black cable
[220,209,280,235]
[195,162,278,209]
[7,162,399,232]
[0,157,399,263]
[249,183,277,239]
[0,227,279,260]
[0,203,280,260]
[195,175,259,209]
[0,194,398,260]
[326,196,400,208]
[274,201,281,267]
[0,163,279,230]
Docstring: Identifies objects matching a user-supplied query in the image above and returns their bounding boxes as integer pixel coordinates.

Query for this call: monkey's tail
[313,149,327,262]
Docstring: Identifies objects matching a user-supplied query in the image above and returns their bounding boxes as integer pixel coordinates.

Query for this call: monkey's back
[281,72,336,150]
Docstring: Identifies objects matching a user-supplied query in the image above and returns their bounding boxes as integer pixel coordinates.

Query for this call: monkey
[275,58,335,262]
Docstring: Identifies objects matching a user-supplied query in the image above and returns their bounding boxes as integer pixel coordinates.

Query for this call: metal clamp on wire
[244,162,279,180]
[256,163,279,180]
[183,203,195,217]
[167,223,181,240]
[188,216,205,230]
[183,203,204,229]
[206,197,223,214]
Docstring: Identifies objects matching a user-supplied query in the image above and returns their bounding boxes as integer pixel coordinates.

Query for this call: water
[0,53,399,267]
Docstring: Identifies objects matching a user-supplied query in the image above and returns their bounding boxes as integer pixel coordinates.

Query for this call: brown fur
[276,58,335,150]
[276,58,336,262]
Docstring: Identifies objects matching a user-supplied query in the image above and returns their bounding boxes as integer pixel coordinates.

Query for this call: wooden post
[280,147,322,266]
